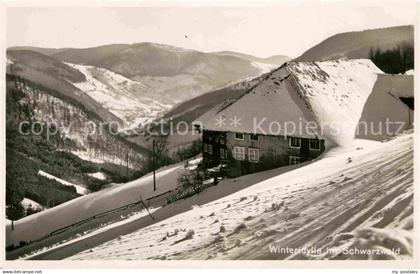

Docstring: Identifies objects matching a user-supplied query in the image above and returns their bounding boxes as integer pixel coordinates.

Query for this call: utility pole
[408,107,412,127]
[153,139,156,191]
[126,151,129,176]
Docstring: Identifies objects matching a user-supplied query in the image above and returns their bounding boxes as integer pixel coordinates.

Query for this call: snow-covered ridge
[150,43,195,53]
[66,63,173,130]
[38,170,88,195]
[287,59,383,146]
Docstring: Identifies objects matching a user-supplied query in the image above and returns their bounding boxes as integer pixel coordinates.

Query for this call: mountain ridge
[10,42,288,105]
[295,25,414,62]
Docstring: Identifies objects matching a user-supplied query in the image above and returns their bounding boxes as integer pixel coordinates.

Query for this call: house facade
[201,129,325,173]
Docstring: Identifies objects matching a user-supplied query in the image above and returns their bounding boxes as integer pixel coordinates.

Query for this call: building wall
[202,130,228,167]
[202,130,325,173]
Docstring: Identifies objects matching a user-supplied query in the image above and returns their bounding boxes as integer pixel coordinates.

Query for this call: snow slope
[6,159,197,247]
[66,63,172,129]
[38,170,87,195]
[70,132,413,260]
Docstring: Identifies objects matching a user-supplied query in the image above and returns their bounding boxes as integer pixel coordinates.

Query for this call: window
[309,139,321,150]
[289,137,301,148]
[235,133,244,140]
[220,148,227,159]
[289,156,301,165]
[204,143,213,155]
[233,146,245,160]
[220,136,226,145]
[249,134,259,141]
[248,148,260,162]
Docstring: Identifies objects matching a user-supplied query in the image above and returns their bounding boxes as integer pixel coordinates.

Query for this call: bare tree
[151,135,169,167]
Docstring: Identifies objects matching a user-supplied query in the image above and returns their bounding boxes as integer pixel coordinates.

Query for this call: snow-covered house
[193,59,413,172]
[193,62,325,171]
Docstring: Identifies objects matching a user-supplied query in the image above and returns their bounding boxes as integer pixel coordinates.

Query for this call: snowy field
[69,132,413,260]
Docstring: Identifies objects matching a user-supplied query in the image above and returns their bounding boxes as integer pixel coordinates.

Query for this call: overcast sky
[6,1,417,58]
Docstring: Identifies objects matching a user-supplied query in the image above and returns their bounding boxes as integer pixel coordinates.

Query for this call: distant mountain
[7,50,85,82]
[296,25,414,62]
[11,43,288,103]
[212,51,290,65]
[6,50,121,124]
[163,72,270,126]
[7,46,70,56]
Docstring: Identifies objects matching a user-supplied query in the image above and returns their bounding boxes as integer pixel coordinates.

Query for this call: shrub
[6,202,25,221]
[234,222,247,233]
[224,166,242,178]
[85,176,109,192]
[6,245,15,252]
[25,206,42,217]
[19,240,29,247]
[178,167,210,195]
[185,229,195,239]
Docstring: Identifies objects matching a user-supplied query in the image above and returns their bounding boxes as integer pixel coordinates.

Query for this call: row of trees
[368,41,414,74]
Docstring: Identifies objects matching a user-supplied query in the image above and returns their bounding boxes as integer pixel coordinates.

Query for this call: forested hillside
[6,75,148,221]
